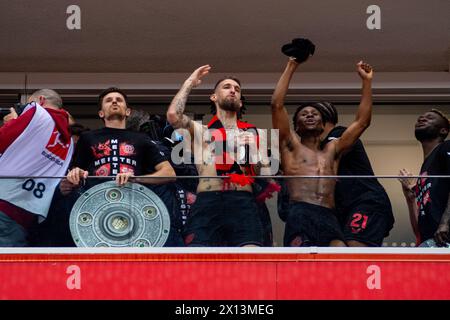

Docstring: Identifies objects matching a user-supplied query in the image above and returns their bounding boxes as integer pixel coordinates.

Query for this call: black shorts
[284,201,344,247]
[257,202,273,247]
[341,202,394,246]
[183,191,263,247]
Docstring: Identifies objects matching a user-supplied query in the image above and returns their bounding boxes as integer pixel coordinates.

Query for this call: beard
[414,126,440,141]
[219,98,241,113]
[104,111,127,122]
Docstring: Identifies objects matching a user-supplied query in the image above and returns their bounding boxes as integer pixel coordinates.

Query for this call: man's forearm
[271,59,298,110]
[167,79,194,129]
[405,194,420,240]
[355,80,372,128]
[134,167,176,185]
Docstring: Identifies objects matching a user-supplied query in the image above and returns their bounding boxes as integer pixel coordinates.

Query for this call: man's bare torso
[281,132,339,208]
[193,125,252,193]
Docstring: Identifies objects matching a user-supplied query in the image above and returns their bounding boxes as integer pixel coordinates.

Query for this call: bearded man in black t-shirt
[399,109,450,247]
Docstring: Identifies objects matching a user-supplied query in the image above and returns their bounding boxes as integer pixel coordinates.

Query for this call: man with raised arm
[272,48,374,247]
[166,65,264,247]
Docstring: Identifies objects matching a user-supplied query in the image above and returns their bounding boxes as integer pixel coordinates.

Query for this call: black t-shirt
[71,128,185,241]
[415,140,450,241]
[321,126,393,218]
[72,127,167,178]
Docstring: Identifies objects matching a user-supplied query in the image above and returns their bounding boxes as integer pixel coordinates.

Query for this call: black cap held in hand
[281,38,315,63]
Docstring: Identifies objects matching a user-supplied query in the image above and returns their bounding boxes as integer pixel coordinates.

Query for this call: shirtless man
[166,65,263,247]
[272,57,373,247]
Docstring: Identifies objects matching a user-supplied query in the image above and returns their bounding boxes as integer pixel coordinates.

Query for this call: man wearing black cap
[319,102,395,247]
[272,56,374,247]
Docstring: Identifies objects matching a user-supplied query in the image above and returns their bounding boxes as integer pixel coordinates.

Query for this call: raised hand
[357,61,373,81]
[281,38,315,64]
[167,64,211,130]
[187,65,211,88]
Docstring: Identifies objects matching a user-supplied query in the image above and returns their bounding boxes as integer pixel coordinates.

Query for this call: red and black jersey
[207,115,258,177]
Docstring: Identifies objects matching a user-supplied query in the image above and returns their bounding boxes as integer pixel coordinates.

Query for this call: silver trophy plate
[69,181,170,247]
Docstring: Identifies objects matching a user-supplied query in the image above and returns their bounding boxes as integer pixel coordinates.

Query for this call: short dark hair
[98,87,129,110]
[213,76,241,90]
[210,76,246,119]
[430,108,449,139]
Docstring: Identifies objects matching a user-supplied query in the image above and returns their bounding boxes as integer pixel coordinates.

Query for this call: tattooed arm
[167,65,211,134]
